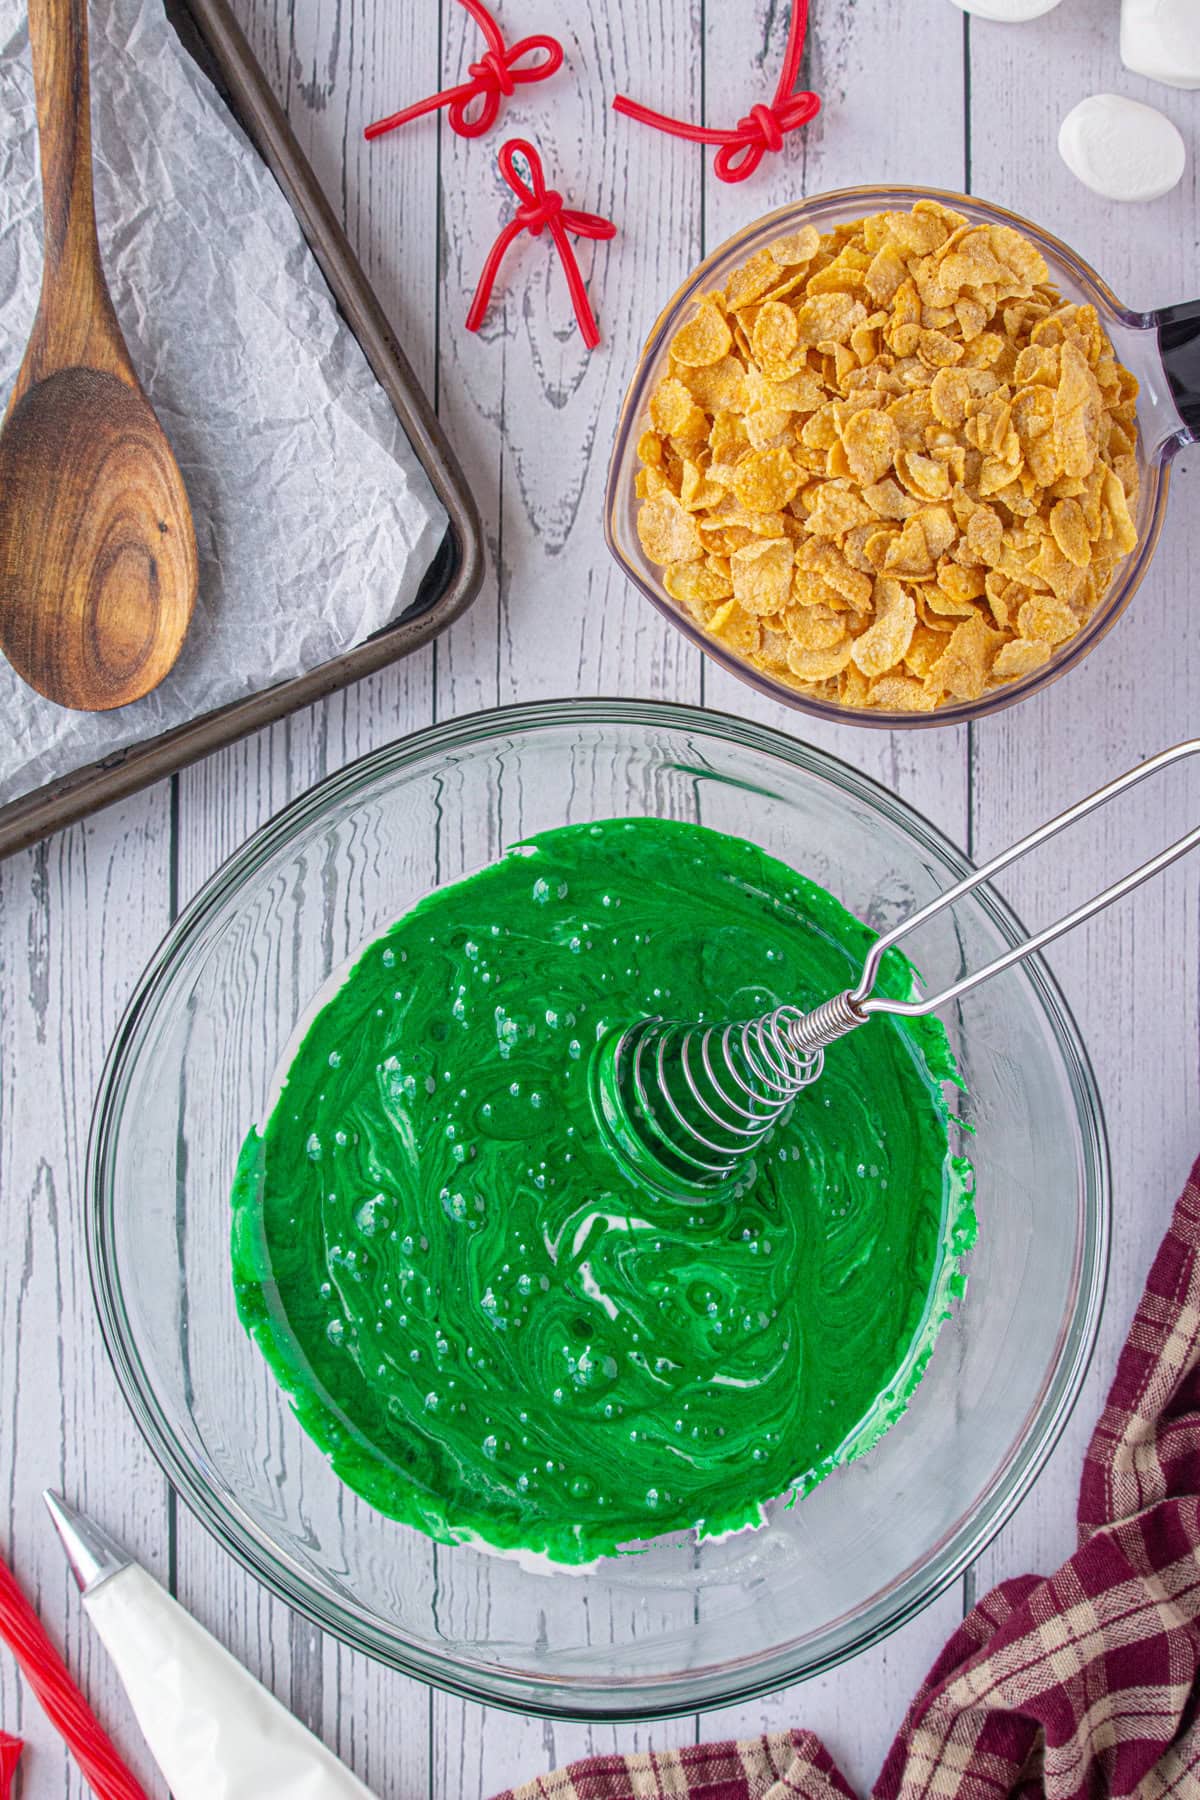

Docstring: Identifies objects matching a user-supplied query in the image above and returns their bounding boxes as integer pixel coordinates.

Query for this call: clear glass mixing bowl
[605,185,1200,729]
[88,700,1109,1718]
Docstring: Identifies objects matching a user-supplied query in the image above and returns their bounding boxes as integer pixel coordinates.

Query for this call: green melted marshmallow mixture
[233,818,975,1565]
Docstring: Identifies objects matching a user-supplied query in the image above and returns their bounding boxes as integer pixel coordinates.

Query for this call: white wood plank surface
[0,805,175,1798]
[0,0,1197,1794]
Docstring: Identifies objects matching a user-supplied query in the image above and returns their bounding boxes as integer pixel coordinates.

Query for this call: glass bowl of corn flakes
[606,186,1189,725]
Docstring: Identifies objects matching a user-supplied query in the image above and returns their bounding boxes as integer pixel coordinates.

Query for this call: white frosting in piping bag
[1058,92,1186,201]
[85,1565,378,1800]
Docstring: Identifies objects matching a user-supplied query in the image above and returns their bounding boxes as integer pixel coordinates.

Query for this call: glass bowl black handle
[1156,300,1200,440]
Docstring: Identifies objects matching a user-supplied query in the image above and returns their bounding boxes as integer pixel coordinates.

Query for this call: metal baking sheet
[0,0,483,861]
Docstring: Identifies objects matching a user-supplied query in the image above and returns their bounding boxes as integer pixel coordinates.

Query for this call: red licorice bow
[365,0,563,142]
[467,140,617,350]
[0,1551,149,1800]
[613,0,820,183]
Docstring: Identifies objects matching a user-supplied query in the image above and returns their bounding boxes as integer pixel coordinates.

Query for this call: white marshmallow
[948,0,1063,17]
[1121,0,1200,90]
[1058,92,1186,202]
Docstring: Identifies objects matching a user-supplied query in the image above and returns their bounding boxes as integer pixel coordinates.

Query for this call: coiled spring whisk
[591,740,1200,1194]
[591,997,865,1188]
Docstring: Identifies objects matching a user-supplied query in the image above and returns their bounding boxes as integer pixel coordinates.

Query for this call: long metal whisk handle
[845,738,1200,1023]
[595,740,1200,1193]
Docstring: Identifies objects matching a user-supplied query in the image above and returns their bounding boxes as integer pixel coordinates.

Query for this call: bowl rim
[86,696,1111,1719]
[603,182,1171,731]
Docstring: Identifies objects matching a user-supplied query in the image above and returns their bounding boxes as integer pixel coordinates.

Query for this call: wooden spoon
[0,0,198,712]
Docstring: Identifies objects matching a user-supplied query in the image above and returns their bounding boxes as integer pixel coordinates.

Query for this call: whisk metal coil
[591,994,865,1190]
[591,740,1200,1196]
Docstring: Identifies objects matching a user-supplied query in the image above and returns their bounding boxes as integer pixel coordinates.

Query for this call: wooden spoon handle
[23,0,135,387]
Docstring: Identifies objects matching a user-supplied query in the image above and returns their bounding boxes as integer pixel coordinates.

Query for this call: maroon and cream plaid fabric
[495,1154,1200,1800]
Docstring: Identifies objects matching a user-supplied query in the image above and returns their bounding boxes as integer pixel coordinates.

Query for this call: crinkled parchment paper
[0,0,447,806]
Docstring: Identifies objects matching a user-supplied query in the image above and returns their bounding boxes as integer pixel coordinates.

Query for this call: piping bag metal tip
[43,1492,131,1596]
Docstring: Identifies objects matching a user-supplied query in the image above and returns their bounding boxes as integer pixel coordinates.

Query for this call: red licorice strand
[365,0,563,142]
[467,216,529,331]
[612,0,820,183]
[0,1554,149,1800]
[0,1734,21,1800]
[467,140,617,351]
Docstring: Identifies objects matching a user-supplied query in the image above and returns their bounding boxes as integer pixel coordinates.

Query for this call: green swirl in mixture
[232,818,974,1564]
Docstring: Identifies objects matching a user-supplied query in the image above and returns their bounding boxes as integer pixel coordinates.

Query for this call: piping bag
[45,1492,380,1800]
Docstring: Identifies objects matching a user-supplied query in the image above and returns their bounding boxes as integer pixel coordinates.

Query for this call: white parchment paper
[0,0,448,806]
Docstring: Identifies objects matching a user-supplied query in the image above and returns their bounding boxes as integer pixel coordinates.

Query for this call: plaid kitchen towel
[495,1153,1200,1800]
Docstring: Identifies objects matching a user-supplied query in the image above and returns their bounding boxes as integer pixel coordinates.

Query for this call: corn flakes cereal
[787,641,856,682]
[633,201,1141,714]
[752,301,804,377]
[769,226,821,267]
[868,674,939,712]
[648,378,707,440]
[664,561,733,611]
[843,410,899,486]
[731,447,804,514]
[993,638,1052,681]
[637,492,702,565]
[730,539,794,614]
[1017,593,1080,646]
[670,300,733,368]
[925,613,994,703]
[852,581,916,678]
[708,599,760,656]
